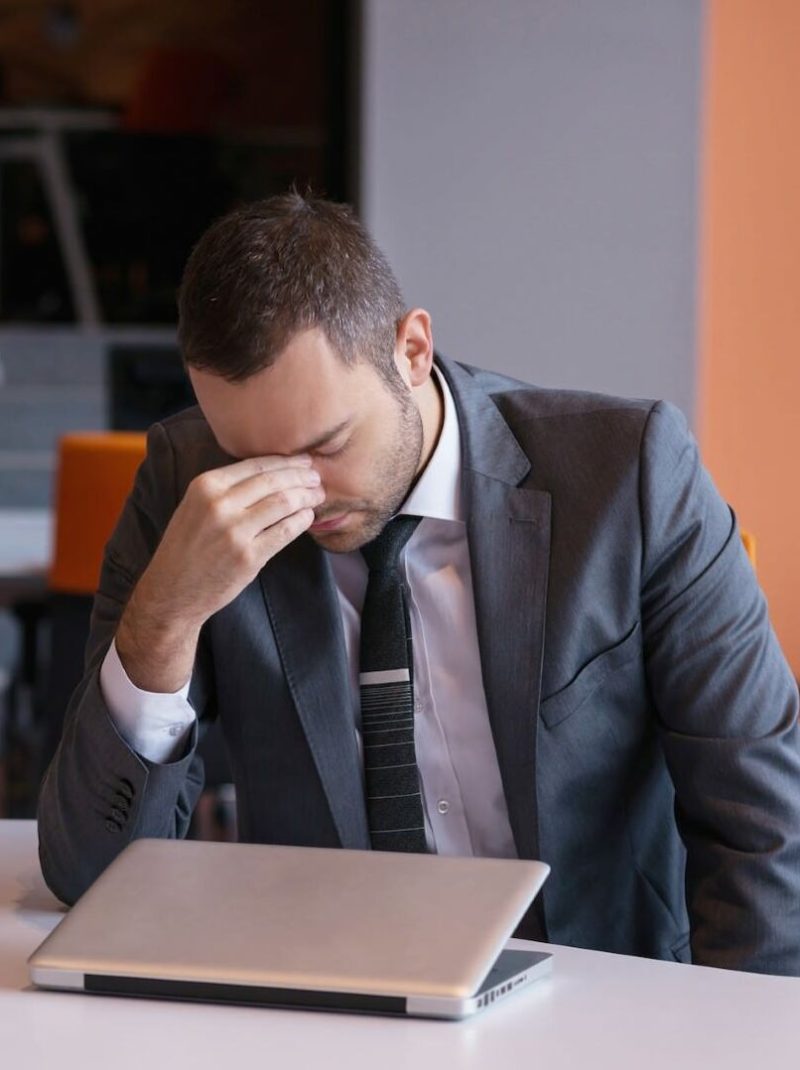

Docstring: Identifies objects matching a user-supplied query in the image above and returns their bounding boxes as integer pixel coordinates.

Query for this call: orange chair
[741,530,756,571]
[39,433,146,771]
[49,432,147,595]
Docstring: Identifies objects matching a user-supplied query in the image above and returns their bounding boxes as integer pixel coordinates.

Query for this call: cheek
[316,461,360,500]
[318,450,377,501]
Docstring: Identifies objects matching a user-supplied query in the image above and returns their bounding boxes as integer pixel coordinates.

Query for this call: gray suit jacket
[38,357,800,974]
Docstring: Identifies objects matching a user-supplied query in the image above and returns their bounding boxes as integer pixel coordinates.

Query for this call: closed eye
[315,438,351,459]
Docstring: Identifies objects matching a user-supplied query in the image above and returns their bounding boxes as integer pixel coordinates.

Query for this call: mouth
[309,511,351,533]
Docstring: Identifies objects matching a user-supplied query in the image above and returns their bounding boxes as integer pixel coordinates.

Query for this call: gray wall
[361,0,704,421]
[0,326,175,507]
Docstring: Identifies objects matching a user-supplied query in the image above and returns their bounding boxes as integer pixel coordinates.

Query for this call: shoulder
[132,406,227,521]
[445,358,693,467]
[453,359,658,425]
[150,405,225,471]
[155,403,215,443]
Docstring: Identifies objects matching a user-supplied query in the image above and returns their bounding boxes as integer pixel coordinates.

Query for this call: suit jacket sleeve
[640,401,800,974]
[37,421,209,906]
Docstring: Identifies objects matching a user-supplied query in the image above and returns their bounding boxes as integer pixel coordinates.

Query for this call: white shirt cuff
[100,639,196,764]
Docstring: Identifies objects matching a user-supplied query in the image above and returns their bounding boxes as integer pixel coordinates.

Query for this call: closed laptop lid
[30,839,549,999]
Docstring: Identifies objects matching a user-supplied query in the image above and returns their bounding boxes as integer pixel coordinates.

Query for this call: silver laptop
[29,839,551,1019]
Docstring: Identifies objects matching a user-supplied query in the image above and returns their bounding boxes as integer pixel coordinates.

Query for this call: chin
[310,530,365,553]
[310,513,385,553]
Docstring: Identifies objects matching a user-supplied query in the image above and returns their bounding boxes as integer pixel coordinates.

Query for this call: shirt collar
[400,365,464,523]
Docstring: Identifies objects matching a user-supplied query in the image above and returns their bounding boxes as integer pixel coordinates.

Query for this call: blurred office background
[0,1,797,821]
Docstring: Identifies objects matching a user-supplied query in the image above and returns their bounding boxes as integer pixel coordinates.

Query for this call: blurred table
[2,820,800,1069]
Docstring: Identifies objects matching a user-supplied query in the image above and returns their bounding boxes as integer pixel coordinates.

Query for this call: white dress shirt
[101,369,518,859]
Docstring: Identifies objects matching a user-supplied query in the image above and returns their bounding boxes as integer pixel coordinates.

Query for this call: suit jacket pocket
[540,621,642,728]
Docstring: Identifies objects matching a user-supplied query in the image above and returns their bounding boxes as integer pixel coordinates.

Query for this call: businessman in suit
[38,193,800,974]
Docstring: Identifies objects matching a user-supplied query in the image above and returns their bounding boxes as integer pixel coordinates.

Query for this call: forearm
[37,665,204,905]
[640,402,800,975]
[648,525,800,973]
[669,696,800,974]
[115,577,203,693]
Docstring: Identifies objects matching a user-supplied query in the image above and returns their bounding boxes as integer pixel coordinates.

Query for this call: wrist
[116,585,202,693]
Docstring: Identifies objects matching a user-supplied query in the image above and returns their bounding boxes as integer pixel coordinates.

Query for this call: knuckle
[239,542,256,568]
[207,496,228,525]
[266,467,296,490]
[191,470,218,500]
[277,514,299,538]
[291,508,313,532]
[268,510,310,551]
[273,489,291,512]
[223,526,246,557]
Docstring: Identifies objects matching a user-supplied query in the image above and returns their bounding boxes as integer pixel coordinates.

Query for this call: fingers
[253,506,317,560]
[241,482,326,539]
[196,453,313,495]
[226,465,322,512]
[185,454,325,570]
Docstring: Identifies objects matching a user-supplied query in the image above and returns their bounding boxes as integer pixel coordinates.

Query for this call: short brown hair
[177,192,406,384]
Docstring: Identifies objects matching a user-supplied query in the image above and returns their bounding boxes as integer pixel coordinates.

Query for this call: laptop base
[32,948,553,1020]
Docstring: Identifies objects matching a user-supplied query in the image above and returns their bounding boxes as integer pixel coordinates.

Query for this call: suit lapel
[466,475,550,864]
[438,358,551,865]
[259,536,370,849]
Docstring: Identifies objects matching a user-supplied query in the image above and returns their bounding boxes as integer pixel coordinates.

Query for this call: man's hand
[115,455,324,692]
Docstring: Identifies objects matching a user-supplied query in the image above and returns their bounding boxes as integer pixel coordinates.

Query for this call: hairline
[184,322,408,397]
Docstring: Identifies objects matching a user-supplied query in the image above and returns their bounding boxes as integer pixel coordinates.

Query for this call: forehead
[188,328,386,457]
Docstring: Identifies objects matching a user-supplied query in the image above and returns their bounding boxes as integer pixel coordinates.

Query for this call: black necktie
[359,515,427,852]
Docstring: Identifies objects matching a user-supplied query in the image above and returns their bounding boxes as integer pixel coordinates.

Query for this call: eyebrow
[294,417,353,454]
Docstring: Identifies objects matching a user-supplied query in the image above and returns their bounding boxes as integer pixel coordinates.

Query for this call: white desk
[1,820,799,1069]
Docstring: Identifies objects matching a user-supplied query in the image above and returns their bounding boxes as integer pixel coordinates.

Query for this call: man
[38,193,800,974]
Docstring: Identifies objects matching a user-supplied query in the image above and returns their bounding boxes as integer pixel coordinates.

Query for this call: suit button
[118,778,135,800]
[105,819,121,833]
[110,806,127,823]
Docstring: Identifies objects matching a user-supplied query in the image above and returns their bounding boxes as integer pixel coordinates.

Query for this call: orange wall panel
[699,0,800,671]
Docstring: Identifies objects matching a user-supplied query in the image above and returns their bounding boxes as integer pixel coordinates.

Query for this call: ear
[394,308,433,388]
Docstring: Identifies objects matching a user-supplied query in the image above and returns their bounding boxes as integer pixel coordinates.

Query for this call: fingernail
[304,470,321,485]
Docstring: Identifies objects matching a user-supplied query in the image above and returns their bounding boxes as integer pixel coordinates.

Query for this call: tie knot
[360,515,421,572]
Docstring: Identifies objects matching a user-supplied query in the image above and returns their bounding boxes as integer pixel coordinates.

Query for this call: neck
[415,368,444,477]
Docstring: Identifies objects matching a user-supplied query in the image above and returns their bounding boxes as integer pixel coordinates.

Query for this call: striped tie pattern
[359,515,427,852]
